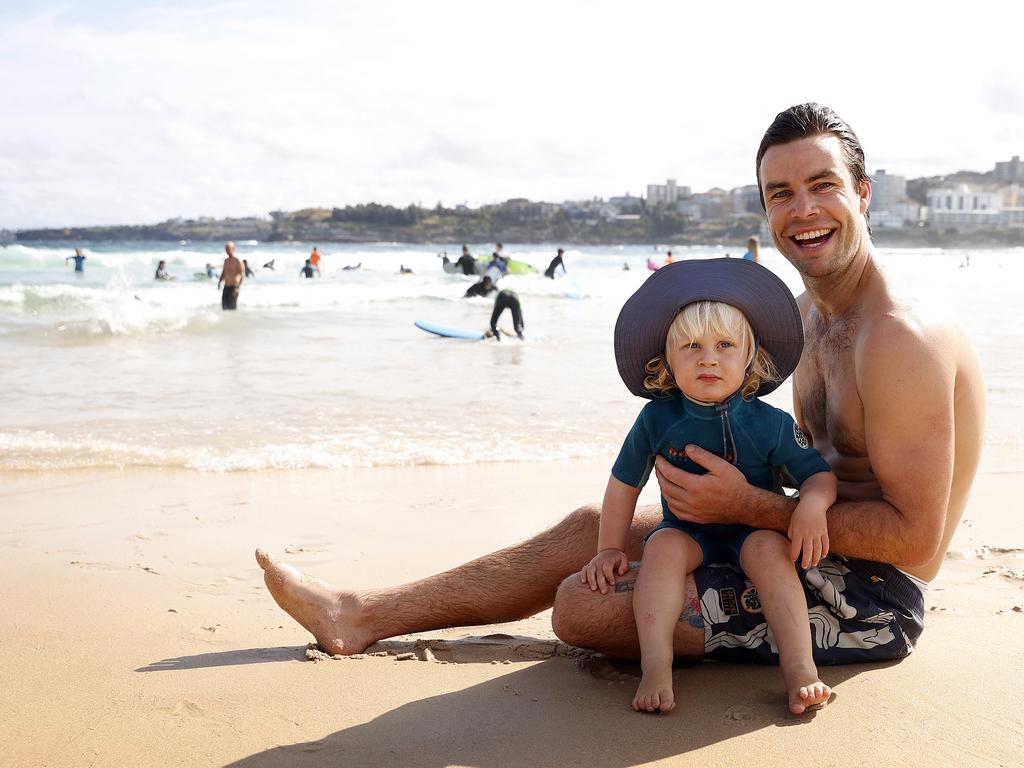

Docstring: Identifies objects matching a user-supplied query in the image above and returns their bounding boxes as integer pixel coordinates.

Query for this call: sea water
[0,241,1020,473]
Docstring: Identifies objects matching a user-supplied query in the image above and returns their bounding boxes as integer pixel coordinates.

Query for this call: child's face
[667,326,748,404]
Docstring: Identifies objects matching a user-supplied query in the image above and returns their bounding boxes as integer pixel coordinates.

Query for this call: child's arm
[580,475,643,594]
[789,470,838,568]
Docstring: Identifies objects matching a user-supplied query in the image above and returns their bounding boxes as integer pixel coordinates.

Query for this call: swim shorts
[645,519,754,570]
[221,285,239,310]
[691,556,924,665]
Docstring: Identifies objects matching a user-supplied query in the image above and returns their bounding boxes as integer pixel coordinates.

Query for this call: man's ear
[859,178,872,215]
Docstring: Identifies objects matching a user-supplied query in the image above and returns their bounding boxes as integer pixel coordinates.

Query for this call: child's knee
[740,529,789,566]
[643,528,700,565]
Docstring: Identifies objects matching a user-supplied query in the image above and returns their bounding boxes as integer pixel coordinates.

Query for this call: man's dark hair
[755,103,871,229]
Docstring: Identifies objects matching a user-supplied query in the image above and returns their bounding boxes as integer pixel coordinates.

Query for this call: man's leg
[257,503,663,655]
[551,554,705,661]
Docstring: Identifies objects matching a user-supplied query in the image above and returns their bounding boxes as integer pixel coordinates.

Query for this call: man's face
[759,135,871,279]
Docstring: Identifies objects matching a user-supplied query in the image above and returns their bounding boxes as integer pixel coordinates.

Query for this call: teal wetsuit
[612,391,830,566]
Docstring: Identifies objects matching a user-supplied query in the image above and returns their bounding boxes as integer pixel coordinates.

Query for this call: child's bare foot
[632,663,676,713]
[255,548,375,655]
[782,660,832,715]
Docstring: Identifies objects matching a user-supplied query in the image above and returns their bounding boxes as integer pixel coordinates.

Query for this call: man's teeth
[794,229,832,241]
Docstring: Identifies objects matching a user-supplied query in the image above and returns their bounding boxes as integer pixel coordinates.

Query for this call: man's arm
[823,316,954,566]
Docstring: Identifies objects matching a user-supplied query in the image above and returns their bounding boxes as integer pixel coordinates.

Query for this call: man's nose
[792,188,819,218]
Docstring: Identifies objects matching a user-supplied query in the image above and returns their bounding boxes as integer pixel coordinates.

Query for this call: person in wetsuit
[300,259,317,278]
[464,275,497,298]
[489,289,524,340]
[544,248,567,279]
[66,248,86,273]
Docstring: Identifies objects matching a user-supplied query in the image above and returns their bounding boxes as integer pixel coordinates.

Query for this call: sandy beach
[1,462,1022,767]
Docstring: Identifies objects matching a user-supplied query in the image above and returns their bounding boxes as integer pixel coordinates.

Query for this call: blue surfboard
[415,320,485,340]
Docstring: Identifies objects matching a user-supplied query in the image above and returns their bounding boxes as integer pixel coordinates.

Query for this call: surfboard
[414,320,485,340]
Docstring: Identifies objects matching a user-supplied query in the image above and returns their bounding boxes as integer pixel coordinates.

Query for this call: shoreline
[1,464,1021,766]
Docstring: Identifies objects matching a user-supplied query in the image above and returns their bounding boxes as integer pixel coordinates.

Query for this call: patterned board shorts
[691,555,925,665]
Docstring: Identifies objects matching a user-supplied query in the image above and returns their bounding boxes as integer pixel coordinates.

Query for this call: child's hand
[788,504,829,568]
[580,548,630,594]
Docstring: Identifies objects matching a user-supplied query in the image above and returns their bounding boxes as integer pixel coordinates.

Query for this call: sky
[2,0,1023,229]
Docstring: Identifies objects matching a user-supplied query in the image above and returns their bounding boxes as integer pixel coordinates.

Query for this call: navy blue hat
[614,258,804,399]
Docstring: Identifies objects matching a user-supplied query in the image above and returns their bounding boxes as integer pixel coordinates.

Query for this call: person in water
[217,242,244,310]
[464,274,497,298]
[300,259,317,279]
[243,260,255,278]
[743,236,760,263]
[487,288,524,340]
[262,259,276,271]
[154,260,174,280]
[309,246,322,275]
[583,258,835,714]
[66,248,86,273]
[544,248,567,279]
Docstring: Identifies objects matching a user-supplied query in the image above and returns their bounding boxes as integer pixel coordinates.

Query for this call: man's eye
[770,190,790,200]
[815,182,834,191]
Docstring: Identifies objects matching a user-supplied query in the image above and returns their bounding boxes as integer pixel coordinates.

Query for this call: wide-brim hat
[614,257,803,399]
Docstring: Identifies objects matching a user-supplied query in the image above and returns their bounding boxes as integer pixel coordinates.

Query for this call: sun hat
[614,257,803,399]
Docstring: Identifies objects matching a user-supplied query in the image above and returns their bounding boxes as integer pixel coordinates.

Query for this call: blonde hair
[643,301,779,400]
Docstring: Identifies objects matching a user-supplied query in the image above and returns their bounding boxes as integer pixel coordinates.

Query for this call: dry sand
[1,462,1022,767]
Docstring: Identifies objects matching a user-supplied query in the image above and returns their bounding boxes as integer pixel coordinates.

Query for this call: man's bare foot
[255,548,375,655]
[632,663,676,713]
[782,660,832,715]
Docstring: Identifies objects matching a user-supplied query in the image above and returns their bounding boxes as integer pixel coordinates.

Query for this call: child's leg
[739,530,832,715]
[632,528,703,713]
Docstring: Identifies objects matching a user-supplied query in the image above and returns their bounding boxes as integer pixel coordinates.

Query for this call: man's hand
[580,548,630,594]
[654,446,750,524]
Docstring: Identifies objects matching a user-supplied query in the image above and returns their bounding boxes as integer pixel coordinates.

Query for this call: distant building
[609,194,643,214]
[926,184,1001,229]
[646,179,690,207]
[730,185,762,215]
[995,155,1023,183]
[869,170,918,228]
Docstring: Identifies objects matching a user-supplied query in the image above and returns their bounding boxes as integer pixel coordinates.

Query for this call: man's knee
[557,503,602,542]
[551,568,636,652]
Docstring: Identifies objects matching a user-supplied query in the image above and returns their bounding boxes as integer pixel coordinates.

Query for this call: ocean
[1,241,1019,473]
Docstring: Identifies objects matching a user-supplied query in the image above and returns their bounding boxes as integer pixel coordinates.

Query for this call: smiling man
[256,104,985,682]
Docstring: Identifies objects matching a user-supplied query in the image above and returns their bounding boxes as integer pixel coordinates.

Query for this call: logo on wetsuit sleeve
[793,423,810,449]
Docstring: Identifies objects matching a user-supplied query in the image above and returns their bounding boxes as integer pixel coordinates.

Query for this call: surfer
[65,248,86,273]
[243,259,255,278]
[464,275,497,298]
[217,241,244,310]
[543,248,567,279]
[205,263,217,278]
[343,262,361,271]
[262,259,276,271]
[488,289,524,340]
[310,246,322,275]
[300,259,317,278]
[399,265,414,274]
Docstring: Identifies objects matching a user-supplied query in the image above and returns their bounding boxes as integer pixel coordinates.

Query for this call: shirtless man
[256,104,984,678]
[217,241,244,311]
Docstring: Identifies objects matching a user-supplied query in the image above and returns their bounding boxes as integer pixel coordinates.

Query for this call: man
[309,246,322,275]
[543,248,567,279]
[65,247,86,273]
[456,244,477,276]
[256,104,984,668]
[300,259,317,279]
[217,241,244,310]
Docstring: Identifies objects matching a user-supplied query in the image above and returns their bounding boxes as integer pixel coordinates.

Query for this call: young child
[582,258,837,716]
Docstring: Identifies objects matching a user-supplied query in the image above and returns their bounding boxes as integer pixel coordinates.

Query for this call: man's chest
[795,333,867,458]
